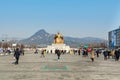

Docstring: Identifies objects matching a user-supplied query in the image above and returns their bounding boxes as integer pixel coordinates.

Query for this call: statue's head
[57,32,61,35]
[54,32,64,44]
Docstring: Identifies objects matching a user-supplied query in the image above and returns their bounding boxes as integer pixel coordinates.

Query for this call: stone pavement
[0,51,120,80]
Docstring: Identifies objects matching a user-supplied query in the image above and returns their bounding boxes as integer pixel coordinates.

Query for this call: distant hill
[19,29,106,47]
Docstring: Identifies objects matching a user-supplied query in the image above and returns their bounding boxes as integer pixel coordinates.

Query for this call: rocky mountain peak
[34,29,48,35]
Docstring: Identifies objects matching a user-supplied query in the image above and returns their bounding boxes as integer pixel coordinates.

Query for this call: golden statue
[54,32,64,44]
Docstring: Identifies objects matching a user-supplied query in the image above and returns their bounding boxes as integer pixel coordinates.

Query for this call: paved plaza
[0,51,120,80]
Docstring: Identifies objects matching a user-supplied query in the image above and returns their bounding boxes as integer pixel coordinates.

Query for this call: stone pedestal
[46,44,70,53]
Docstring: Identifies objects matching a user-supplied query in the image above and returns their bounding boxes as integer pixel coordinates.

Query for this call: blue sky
[0,0,120,40]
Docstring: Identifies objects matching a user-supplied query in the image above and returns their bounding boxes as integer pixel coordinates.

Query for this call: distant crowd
[0,47,120,65]
[33,47,120,62]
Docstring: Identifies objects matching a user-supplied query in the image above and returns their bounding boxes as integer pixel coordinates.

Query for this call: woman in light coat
[90,49,95,62]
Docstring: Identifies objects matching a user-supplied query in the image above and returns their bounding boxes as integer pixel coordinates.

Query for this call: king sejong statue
[54,32,64,44]
[46,32,70,53]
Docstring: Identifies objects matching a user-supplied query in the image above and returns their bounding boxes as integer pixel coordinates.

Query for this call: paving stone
[0,52,120,80]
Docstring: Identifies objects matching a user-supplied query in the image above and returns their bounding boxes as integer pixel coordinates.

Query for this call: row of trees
[88,42,107,48]
[79,42,107,49]
[0,41,107,49]
[0,42,25,49]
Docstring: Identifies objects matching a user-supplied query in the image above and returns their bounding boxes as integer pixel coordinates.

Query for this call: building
[108,27,120,49]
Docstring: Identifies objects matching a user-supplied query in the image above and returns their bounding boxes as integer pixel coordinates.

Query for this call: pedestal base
[46,44,70,53]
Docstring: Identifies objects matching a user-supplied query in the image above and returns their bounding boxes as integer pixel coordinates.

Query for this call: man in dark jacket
[103,50,108,60]
[114,48,120,61]
[55,49,61,59]
[14,48,20,64]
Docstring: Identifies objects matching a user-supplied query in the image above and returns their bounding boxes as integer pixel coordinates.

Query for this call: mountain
[19,29,54,46]
[19,29,106,47]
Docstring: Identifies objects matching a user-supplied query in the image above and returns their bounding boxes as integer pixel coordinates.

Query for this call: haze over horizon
[0,0,120,40]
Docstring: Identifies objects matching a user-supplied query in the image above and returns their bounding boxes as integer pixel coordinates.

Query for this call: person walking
[114,48,120,61]
[96,49,99,57]
[111,49,115,59]
[14,48,21,65]
[103,50,108,60]
[78,49,81,55]
[55,49,61,60]
[90,49,95,62]
[41,49,45,57]
[34,49,38,54]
